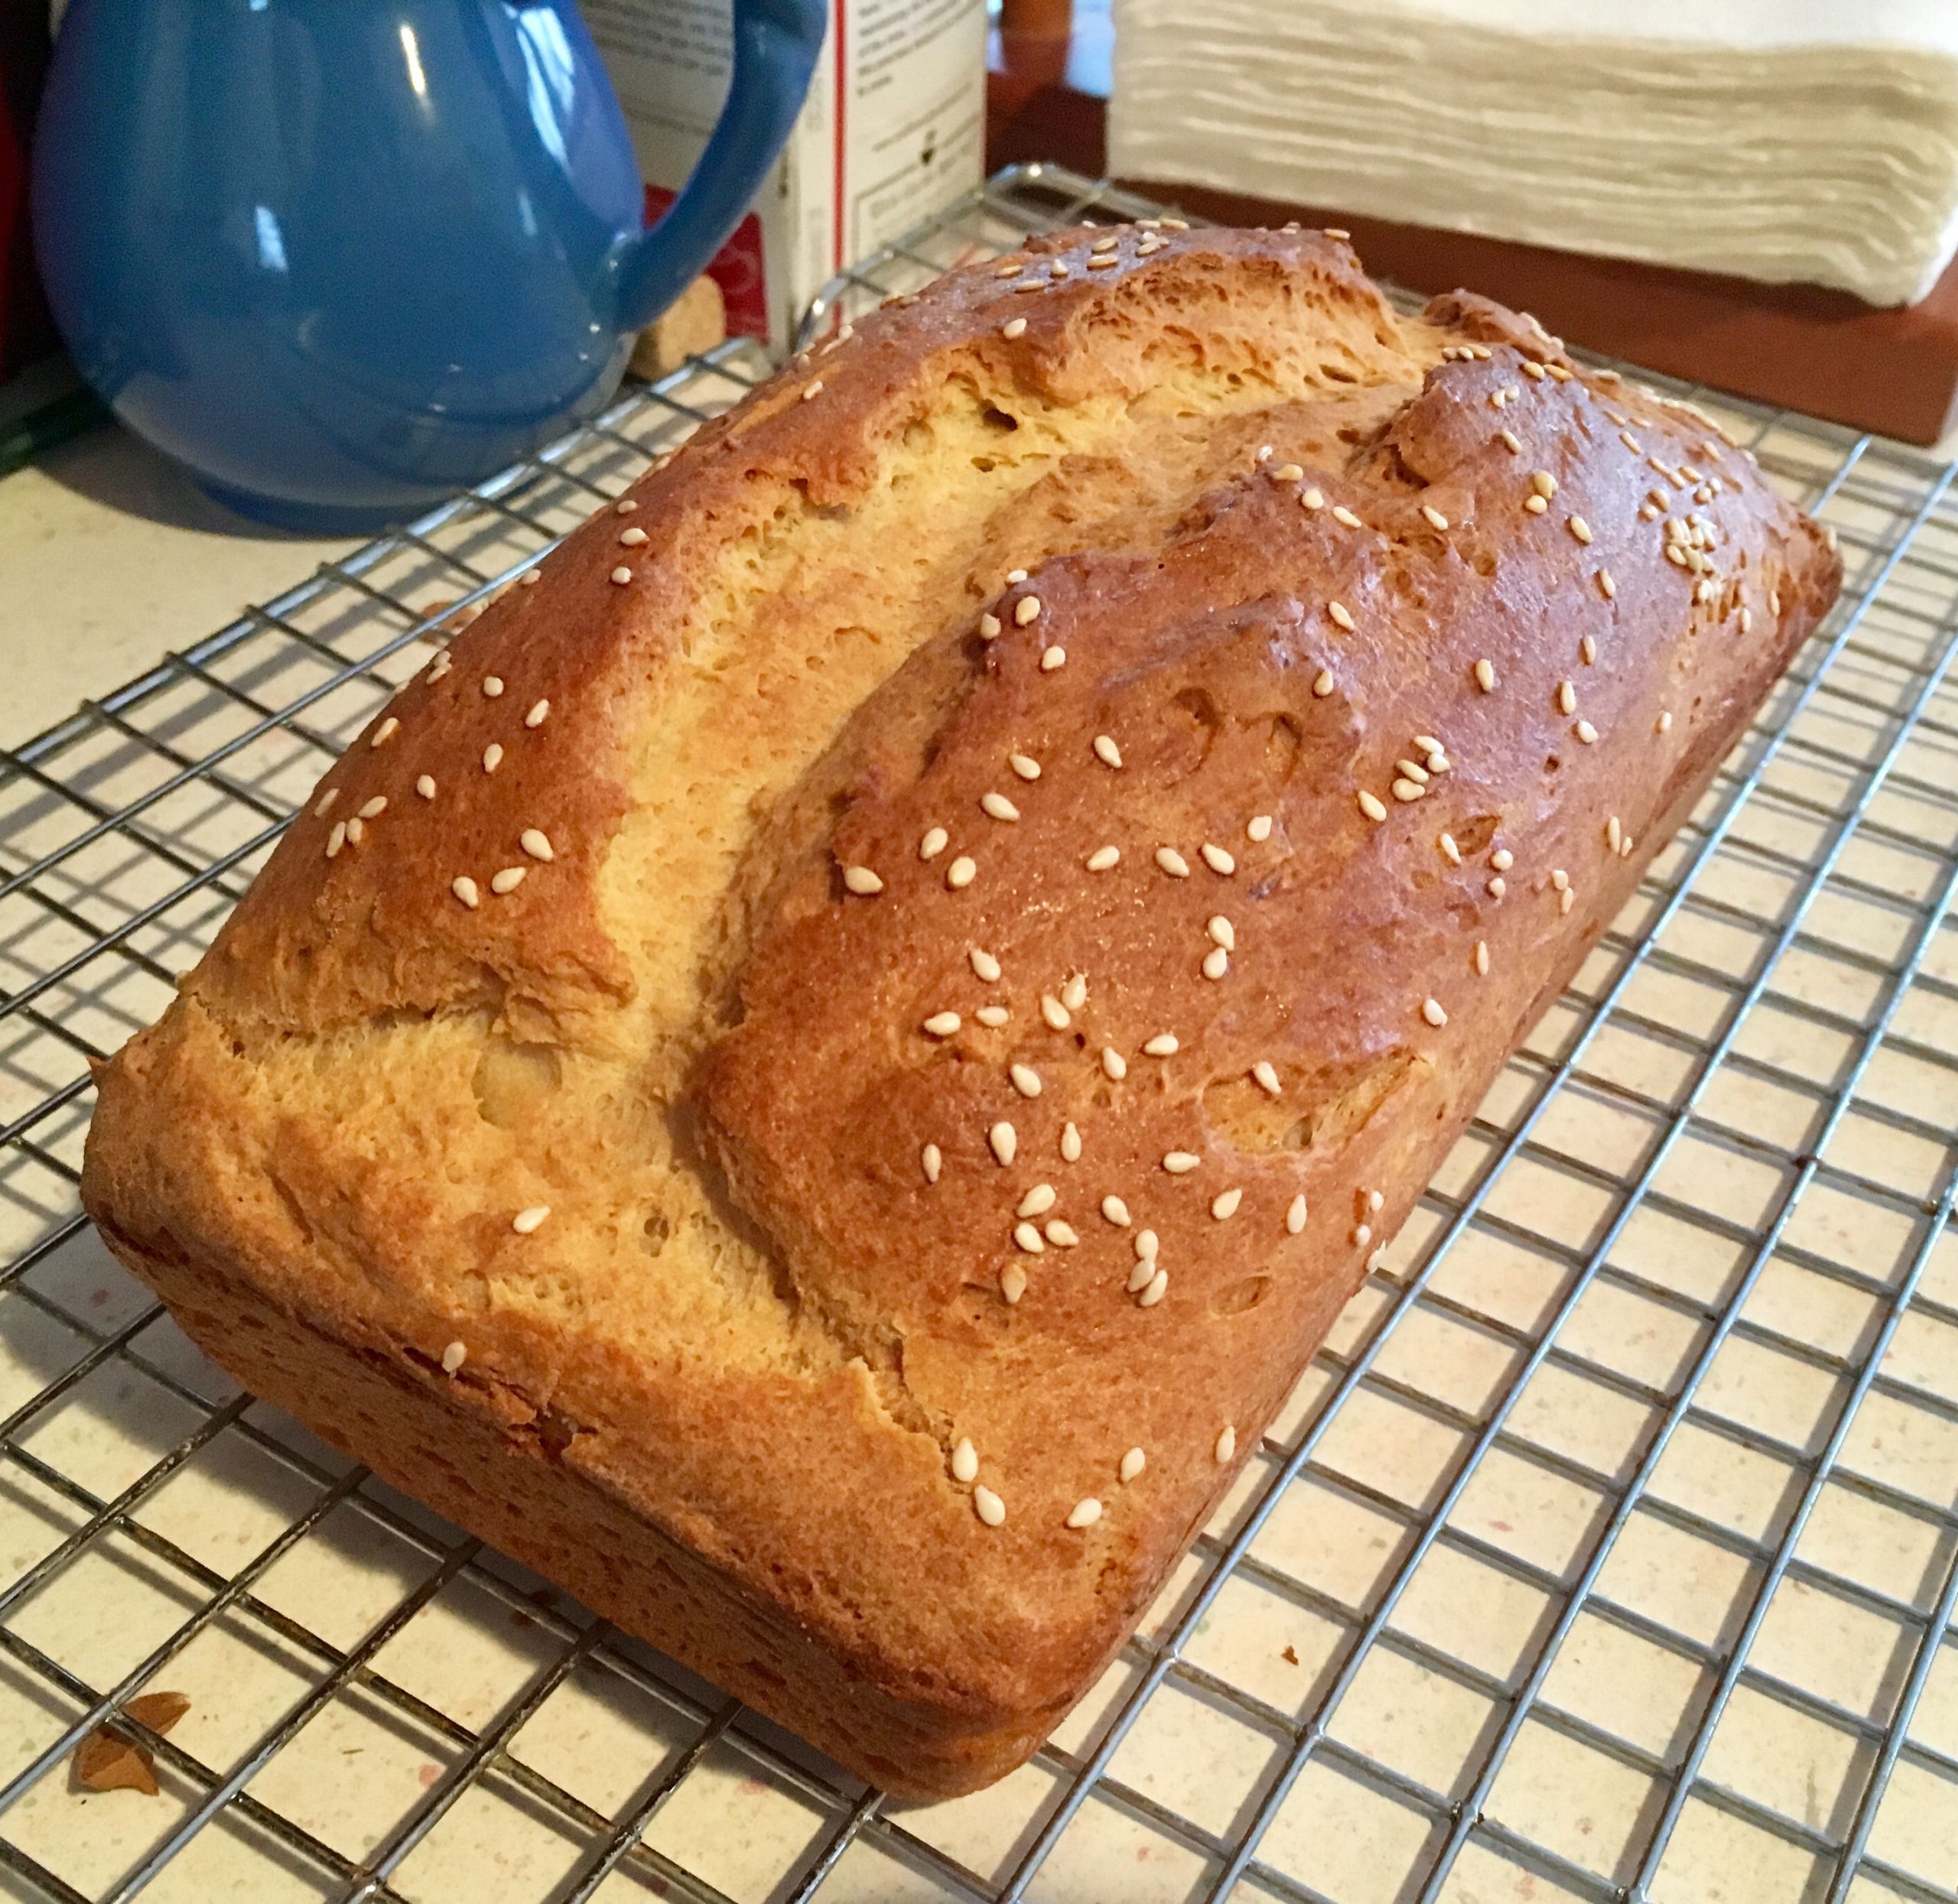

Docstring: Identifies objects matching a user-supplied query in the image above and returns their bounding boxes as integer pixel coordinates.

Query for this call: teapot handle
[616,0,829,335]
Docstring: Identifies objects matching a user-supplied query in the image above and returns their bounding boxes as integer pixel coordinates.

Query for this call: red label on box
[643,186,769,343]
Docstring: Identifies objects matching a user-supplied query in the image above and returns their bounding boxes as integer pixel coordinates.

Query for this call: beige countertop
[0,424,359,752]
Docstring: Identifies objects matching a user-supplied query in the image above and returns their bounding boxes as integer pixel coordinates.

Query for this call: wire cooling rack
[1,163,1955,1904]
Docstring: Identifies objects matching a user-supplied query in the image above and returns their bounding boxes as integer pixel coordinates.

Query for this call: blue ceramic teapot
[31,0,826,531]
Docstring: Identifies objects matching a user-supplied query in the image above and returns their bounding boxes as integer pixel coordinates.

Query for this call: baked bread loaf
[81,223,1841,1797]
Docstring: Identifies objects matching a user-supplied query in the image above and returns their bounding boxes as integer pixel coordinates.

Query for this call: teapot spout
[616,0,828,336]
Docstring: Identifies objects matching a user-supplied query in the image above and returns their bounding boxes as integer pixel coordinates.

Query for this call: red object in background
[643,184,769,342]
[0,4,55,381]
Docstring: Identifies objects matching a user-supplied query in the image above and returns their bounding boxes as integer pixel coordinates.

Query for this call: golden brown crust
[82,220,1840,1797]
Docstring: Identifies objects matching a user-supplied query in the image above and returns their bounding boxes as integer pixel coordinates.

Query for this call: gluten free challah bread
[82,223,1840,1796]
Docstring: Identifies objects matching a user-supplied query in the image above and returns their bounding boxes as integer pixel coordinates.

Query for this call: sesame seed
[1620,431,1642,453]
[1551,869,1569,892]
[1665,544,1689,569]
[525,699,549,728]
[1560,885,1577,914]
[1163,1152,1200,1174]
[1392,779,1425,804]
[1332,505,1364,529]
[1120,1447,1147,1483]
[1202,947,1229,980]
[519,569,541,586]
[1103,1195,1131,1226]
[1475,940,1490,975]
[1010,752,1042,781]
[1003,317,1027,339]
[1422,504,1450,531]
[452,876,480,908]
[1491,848,1513,870]
[1524,495,1547,515]
[1091,233,1120,252]
[1657,710,1673,733]
[1127,1259,1156,1293]
[1303,487,1325,510]
[1137,1269,1169,1308]
[1771,590,1782,616]
[315,788,340,818]
[1014,595,1041,625]
[923,1011,961,1038]
[1010,1063,1042,1099]
[610,567,633,585]
[996,262,1023,278]
[417,775,437,800]
[1621,833,1635,857]
[1066,1497,1102,1529]
[1156,846,1191,878]
[1102,1046,1128,1080]
[1531,471,1557,499]
[512,1204,550,1234]
[1091,734,1124,771]
[1061,1122,1082,1162]
[1013,1221,1045,1255]
[1740,606,1753,635]
[1488,876,1507,899]
[372,717,399,748]
[916,828,948,863]
[1439,833,1462,866]
[1353,1223,1372,1248]
[1257,444,1274,463]
[975,1006,1009,1028]
[1475,658,1496,693]
[616,499,637,513]
[1248,814,1273,843]
[1143,1034,1179,1057]
[1606,815,1622,852]
[1040,646,1066,671]
[429,651,454,679]
[1212,1188,1242,1220]
[1046,1220,1079,1247]
[948,856,977,889]
[1041,994,1071,1029]
[843,864,884,895]
[952,1437,977,1482]
[1328,601,1355,632]
[1050,259,1068,278]
[325,821,346,859]
[1087,844,1120,872]
[1207,915,1235,952]
[1397,759,1430,786]
[1215,1426,1236,1464]
[1521,360,1547,381]
[1556,681,1576,716]
[357,795,387,820]
[978,613,1001,640]
[491,866,526,895]
[483,743,504,772]
[1061,973,1087,1011]
[981,791,1020,823]
[1286,1194,1308,1234]
[1580,635,1596,665]
[1007,568,1028,583]
[999,1264,1028,1305]
[802,380,823,400]
[1421,997,1448,1027]
[1569,515,1593,544]
[345,817,365,846]
[1019,1183,1056,1217]
[441,1341,467,1375]
[1367,1189,1384,1214]
[1313,670,1335,698]
[619,526,648,545]
[1358,789,1387,822]
[923,1144,942,1184]
[1576,719,1599,744]
[974,1486,1006,1525]
[1500,431,1523,456]
[1272,463,1304,482]
[1136,1230,1160,1259]
[1200,843,1236,876]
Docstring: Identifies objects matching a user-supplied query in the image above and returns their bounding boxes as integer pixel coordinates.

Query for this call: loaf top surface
[83,220,1841,1751]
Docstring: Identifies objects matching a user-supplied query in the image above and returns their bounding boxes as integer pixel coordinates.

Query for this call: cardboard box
[582,0,986,352]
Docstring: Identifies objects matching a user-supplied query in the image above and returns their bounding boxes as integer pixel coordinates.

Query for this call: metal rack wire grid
[0,164,1953,1904]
